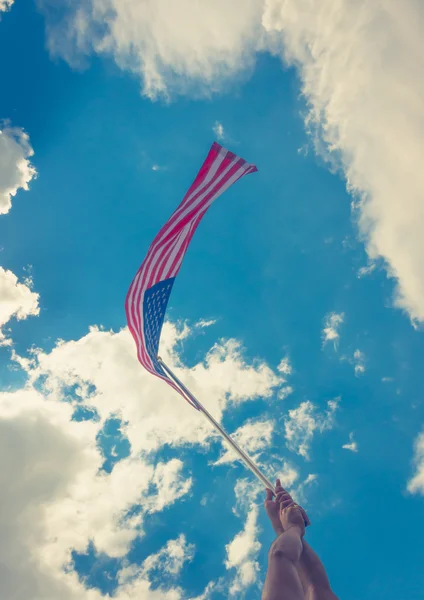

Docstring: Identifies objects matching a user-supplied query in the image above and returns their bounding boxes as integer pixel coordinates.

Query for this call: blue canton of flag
[143,278,175,373]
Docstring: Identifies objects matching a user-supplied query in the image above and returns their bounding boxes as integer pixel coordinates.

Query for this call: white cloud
[277,385,293,400]
[212,121,226,141]
[39,0,266,100]
[225,505,261,596]
[148,459,193,515]
[232,478,262,515]
[212,419,301,505]
[188,581,218,600]
[0,266,40,344]
[292,473,318,505]
[17,324,282,454]
[0,388,194,600]
[119,534,194,588]
[114,568,186,600]
[277,356,292,376]
[0,123,36,214]
[262,1,424,323]
[357,263,376,278]
[303,473,318,485]
[0,0,13,12]
[342,432,358,453]
[407,429,424,495]
[113,536,197,600]
[213,418,274,466]
[284,398,339,460]
[143,534,194,576]
[39,1,424,321]
[276,356,293,399]
[0,390,101,600]
[0,319,283,599]
[353,350,366,376]
[195,318,216,329]
[342,349,366,376]
[322,312,344,348]
[233,464,299,517]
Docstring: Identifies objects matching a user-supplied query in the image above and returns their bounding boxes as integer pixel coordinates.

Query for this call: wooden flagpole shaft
[158,358,276,494]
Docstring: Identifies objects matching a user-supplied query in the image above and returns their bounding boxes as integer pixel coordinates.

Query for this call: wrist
[285,524,305,538]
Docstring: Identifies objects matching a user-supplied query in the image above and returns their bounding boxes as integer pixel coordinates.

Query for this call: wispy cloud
[357,263,376,278]
[277,356,292,376]
[292,473,318,505]
[353,350,366,376]
[140,534,195,577]
[195,318,216,329]
[212,120,226,141]
[189,580,218,600]
[277,386,293,400]
[342,432,358,453]
[213,418,274,466]
[342,349,366,376]
[322,312,344,348]
[151,163,167,172]
[116,534,195,598]
[407,429,424,495]
[276,356,293,399]
[284,398,340,460]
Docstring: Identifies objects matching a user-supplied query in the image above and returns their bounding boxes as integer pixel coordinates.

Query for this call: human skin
[262,504,306,600]
[262,479,339,600]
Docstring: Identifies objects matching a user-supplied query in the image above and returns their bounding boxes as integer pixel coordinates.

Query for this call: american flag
[125,142,257,407]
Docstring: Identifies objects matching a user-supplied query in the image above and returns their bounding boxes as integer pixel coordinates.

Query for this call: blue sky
[1,1,424,599]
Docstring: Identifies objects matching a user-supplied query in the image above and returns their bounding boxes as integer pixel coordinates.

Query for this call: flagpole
[158,357,276,494]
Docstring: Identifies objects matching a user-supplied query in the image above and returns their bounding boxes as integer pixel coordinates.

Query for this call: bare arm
[263,480,339,600]
[262,507,305,600]
[297,541,339,600]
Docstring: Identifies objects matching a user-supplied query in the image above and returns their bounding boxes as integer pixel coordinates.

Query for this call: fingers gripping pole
[158,358,276,494]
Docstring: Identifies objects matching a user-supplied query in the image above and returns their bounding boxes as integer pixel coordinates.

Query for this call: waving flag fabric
[125,142,257,407]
